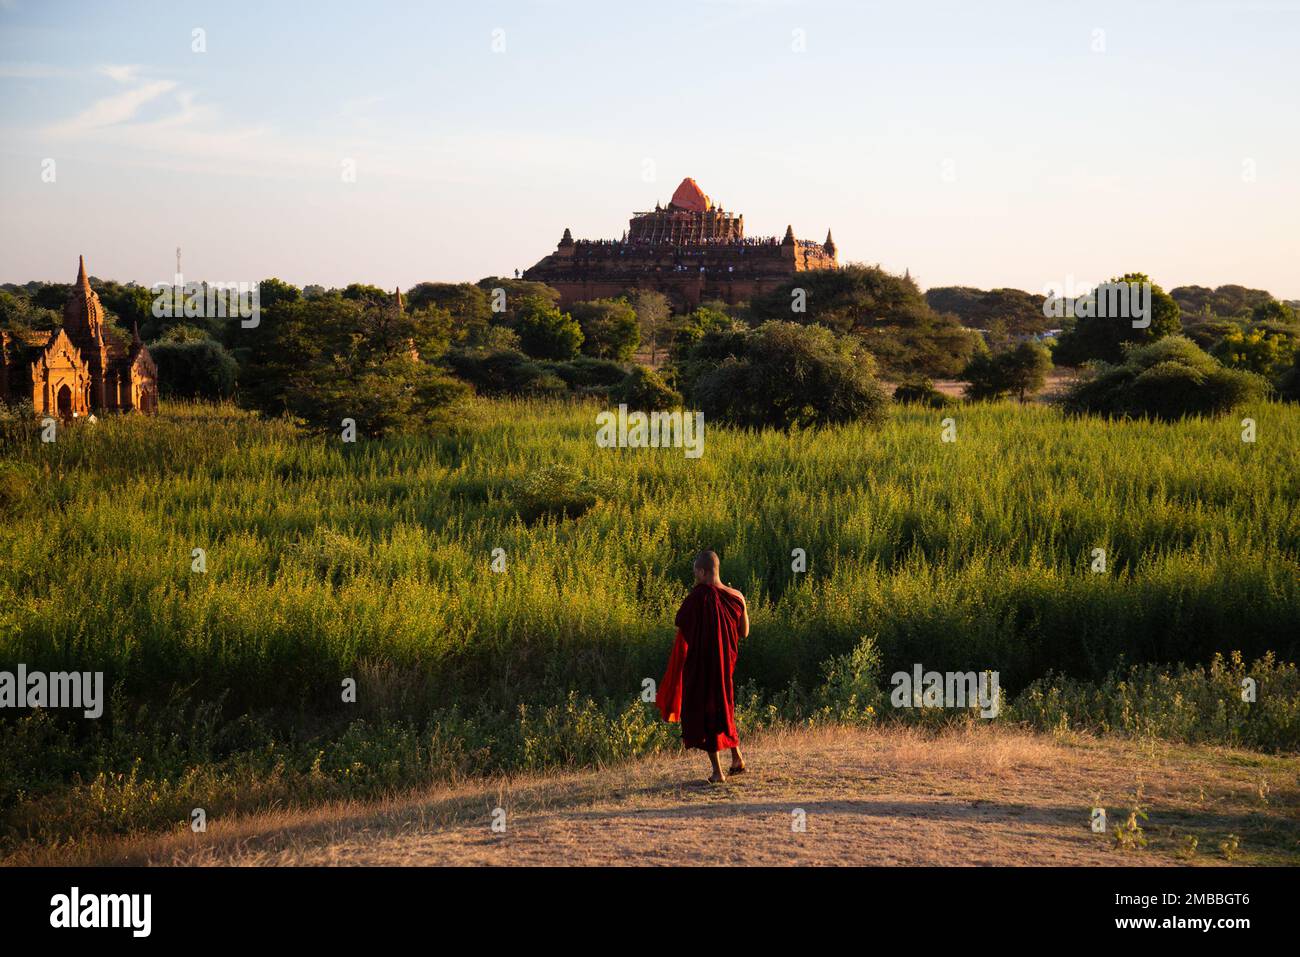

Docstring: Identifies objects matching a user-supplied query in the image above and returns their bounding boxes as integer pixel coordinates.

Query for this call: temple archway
[57,384,73,419]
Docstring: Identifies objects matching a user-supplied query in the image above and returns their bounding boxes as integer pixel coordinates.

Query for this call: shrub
[1052,272,1182,365]
[1009,653,1300,751]
[444,348,569,398]
[569,299,640,361]
[962,340,1052,402]
[149,339,239,400]
[289,360,470,438]
[1063,335,1269,421]
[542,356,629,392]
[684,321,889,429]
[892,377,951,408]
[512,464,608,524]
[749,265,976,378]
[611,365,681,411]
[1211,326,1297,378]
[515,296,583,360]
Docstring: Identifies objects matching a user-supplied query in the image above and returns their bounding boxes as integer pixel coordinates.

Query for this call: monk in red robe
[673,550,749,783]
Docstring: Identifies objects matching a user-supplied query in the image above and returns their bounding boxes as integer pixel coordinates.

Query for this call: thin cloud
[41,79,177,137]
[99,64,142,84]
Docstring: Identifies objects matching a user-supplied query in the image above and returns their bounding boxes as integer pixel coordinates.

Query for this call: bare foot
[728,763,747,776]
[708,771,726,784]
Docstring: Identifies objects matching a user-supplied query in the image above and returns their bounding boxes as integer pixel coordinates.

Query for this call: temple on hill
[523,177,837,309]
[0,256,158,419]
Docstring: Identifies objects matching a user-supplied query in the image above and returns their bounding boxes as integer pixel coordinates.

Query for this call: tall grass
[1,397,1297,847]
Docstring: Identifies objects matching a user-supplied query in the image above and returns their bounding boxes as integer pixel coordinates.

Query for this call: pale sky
[1,0,1298,297]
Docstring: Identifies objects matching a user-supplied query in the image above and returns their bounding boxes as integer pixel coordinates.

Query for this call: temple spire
[76,254,89,290]
[394,286,404,312]
[824,229,836,254]
[782,224,795,245]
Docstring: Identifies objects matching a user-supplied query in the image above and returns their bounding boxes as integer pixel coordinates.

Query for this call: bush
[962,340,1052,402]
[610,365,681,411]
[1063,335,1269,421]
[1211,326,1297,378]
[512,464,609,524]
[569,299,640,361]
[444,349,569,398]
[542,357,629,392]
[1009,653,1300,751]
[684,321,889,430]
[1052,272,1182,365]
[750,265,975,378]
[149,339,239,400]
[515,296,583,360]
[892,377,951,408]
[1277,351,1300,402]
[289,360,470,438]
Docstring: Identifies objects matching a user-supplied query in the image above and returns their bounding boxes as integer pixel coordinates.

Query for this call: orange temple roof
[669,177,711,212]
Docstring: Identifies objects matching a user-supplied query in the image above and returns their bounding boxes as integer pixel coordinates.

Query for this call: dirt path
[41,725,1300,866]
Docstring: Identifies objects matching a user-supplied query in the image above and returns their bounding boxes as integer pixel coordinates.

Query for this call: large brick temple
[523,177,838,309]
[0,256,158,419]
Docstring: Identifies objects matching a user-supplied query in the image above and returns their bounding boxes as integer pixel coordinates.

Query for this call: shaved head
[694,550,720,573]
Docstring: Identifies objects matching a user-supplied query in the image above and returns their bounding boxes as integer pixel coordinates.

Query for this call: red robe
[670,583,743,751]
[655,630,687,723]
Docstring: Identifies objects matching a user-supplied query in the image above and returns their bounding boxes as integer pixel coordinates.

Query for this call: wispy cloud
[99,64,143,84]
[41,78,177,138]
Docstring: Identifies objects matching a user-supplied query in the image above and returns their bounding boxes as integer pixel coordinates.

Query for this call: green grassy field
[1,398,1298,850]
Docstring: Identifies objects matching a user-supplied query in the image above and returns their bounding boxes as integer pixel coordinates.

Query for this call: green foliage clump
[570,298,639,361]
[1211,325,1297,378]
[444,348,568,398]
[1053,273,1182,365]
[684,321,888,429]
[512,463,609,524]
[751,265,976,378]
[1063,335,1269,421]
[515,296,583,360]
[238,291,467,435]
[892,377,952,408]
[0,461,37,515]
[542,356,629,393]
[1009,653,1300,750]
[148,339,239,400]
[963,340,1053,402]
[611,365,681,411]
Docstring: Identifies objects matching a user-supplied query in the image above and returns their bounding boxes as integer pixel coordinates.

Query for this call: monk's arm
[724,585,750,638]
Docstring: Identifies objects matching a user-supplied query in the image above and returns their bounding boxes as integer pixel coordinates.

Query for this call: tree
[1053,273,1182,365]
[406,283,493,343]
[926,286,1050,337]
[341,283,391,306]
[684,321,889,430]
[611,365,680,410]
[1250,299,1297,325]
[671,303,737,362]
[751,265,976,378]
[963,341,1052,402]
[515,296,583,360]
[570,298,640,361]
[237,291,466,434]
[292,358,469,438]
[149,339,239,399]
[1211,326,1297,378]
[443,348,567,397]
[632,289,671,366]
